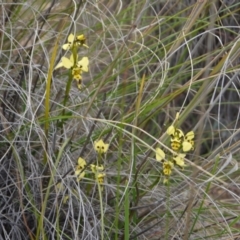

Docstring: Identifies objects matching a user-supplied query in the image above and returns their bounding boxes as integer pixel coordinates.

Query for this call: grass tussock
[1,0,240,239]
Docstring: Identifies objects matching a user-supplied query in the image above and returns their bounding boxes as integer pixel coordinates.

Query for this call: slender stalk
[44,38,59,164]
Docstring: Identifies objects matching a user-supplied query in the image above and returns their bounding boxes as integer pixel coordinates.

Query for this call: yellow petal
[185,131,194,140]
[68,34,74,43]
[55,61,64,70]
[178,153,186,158]
[98,165,105,171]
[182,141,192,152]
[61,57,73,69]
[90,164,96,173]
[62,35,75,50]
[173,154,186,167]
[175,158,185,167]
[62,43,70,50]
[156,148,165,162]
[76,171,85,181]
[69,54,75,63]
[76,34,89,48]
[77,34,85,41]
[90,164,104,173]
[77,157,86,167]
[83,44,89,48]
[78,57,89,72]
[167,125,175,136]
[75,167,86,179]
[75,157,86,180]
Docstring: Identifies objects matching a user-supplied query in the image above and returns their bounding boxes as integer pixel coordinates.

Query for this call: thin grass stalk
[124,182,130,240]
[44,38,59,165]
[36,138,71,239]
[114,129,124,239]
[167,0,208,61]
[190,155,220,235]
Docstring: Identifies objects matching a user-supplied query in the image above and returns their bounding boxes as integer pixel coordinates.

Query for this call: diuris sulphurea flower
[55,55,89,71]
[184,131,194,151]
[90,164,105,173]
[173,153,186,168]
[75,157,86,181]
[62,34,89,50]
[94,139,109,154]
[163,161,174,176]
[97,173,105,185]
[167,126,194,153]
[90,164,106,191]
[55,55,89,89]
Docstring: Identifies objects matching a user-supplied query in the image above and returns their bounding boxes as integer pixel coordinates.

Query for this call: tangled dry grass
[1,0,240,239]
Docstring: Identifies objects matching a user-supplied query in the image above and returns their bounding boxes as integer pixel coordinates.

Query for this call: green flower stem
[59,45,77,128]
[97,178,104,240]
[62,72,73,110]
[165,182,170,240]
[57,71,73,134]
[62,44,77,110]
[96,155,104,240]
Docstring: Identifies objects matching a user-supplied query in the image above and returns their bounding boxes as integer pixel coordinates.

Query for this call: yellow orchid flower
[75,157,87,181]
[184,131,194,151]
[76,34,89,48]
[62,34,75,50]
[62,34,88,50]
[55,55,74,69]
[173,153,186,167]
[94,139,109,154]
[167,125,175,136]
[97,173,106,185]
[163,161,174,176]
[182,141,192,152]
[90,164,104,173]
[55,55,89,71]
[96,172,106,191]
[77,56,89,72]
